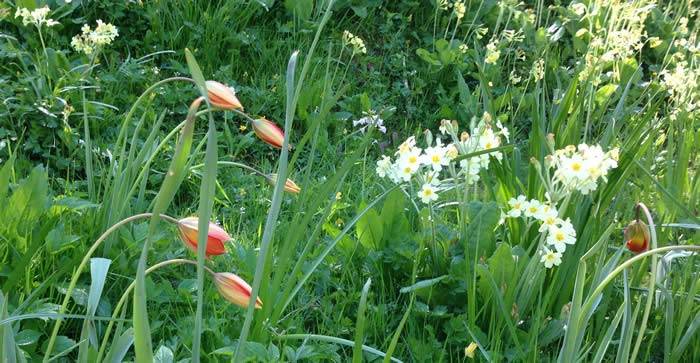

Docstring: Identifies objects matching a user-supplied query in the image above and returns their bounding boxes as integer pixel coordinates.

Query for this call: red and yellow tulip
[252,117,287,149]
[213,272,262,309]
[177,217,230,257]
[205,80,243,110]
[624,219,650,253]
[266,174,301,194]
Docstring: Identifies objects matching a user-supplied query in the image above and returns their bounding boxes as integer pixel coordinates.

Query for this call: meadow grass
[0,0,698,362]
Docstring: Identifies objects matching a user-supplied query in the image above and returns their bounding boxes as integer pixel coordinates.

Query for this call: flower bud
[205,80,243,110]
[213,272,262,309]
[266,174,301,194]
[424,129,433,147]
[624,220,650,253]
[252,117,287,149]
[177,217,230,257]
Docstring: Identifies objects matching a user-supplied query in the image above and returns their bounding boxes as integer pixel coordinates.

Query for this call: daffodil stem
[95,259,214,362]
[43,213,178,361]
[630,203,658,362]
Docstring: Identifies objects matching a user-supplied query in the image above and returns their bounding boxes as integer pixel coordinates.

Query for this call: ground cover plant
[0,0,698,362]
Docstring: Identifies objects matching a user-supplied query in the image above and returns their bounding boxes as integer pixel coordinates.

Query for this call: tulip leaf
[400,275,448,294]
[103,328,134,363]
[353,278,372,363]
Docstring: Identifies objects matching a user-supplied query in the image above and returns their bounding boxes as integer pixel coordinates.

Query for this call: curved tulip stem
[191,160,268,179]
[630,203,658,362]
[579,245,700,327]
[96,259,214,362]
[44,213,179,360]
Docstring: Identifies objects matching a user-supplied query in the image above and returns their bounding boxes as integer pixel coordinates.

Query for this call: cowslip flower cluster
[376,113,508,204]
[71,20,119,55]
[342,30,367,55]
[547,143,619,195]
[15,6,59,27]
[506,196,577,268]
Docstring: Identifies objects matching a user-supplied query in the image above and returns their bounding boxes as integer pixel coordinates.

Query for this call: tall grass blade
[353,278,372,363]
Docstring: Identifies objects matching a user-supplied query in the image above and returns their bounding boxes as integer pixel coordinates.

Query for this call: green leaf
[15,330,41,346]
[353,278,372,363]
[356,205,384,250]
[154,345,174,363]
[284,0,314,20]
[400,275,448,293]
[46,224,80,254]
[464,201,500,257]
[104,328,134,363]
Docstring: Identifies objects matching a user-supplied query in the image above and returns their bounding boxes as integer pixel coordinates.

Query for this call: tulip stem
[630,203,657,362]
[44,213,179,360]
[578,245,699,332]
[191,160,268,179]
[95,259,213,362]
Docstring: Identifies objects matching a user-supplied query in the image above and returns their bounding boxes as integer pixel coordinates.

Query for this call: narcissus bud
[266,174,301,194]
[213,272,262,309]
[177,217,230,257]
[252,117,287,149]
[205,80,243,110]
[624,220,650,253]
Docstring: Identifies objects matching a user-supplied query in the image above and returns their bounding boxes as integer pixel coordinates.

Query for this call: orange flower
[213,272,262,309]
[252,117,287,149]
[177,217,230,257]
[266,174,301,194]
[624,220,650,253]
[205,80,243,110]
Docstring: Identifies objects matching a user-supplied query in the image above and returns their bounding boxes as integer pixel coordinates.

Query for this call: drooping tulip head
[177,217,230,257]
[252,117,287,149]
[205,80,243,110]
[213,272,262,309]
[624,219,650,253]
[266,174,301,194]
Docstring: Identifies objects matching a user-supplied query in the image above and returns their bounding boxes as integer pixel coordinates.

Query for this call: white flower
[353,112,386,133]
[396,136,417,156]
[72,20,119,55]
[397,161,418,182]
[453,1,466,20]
[523,199,542,218]
[419,183,439,204]
[541,248,562,268]
[546,225,576,253]
[507,195,527,217]
[376,156,393,178]
[15,6,58,27]
[422,145,449,172]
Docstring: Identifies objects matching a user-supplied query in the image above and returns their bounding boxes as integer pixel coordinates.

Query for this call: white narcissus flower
[547,225,576,253]
[523,199,542,218]
[507,195,527,217]
[419,183,439,204]
[541,248,562,268]
[422,145,449,172]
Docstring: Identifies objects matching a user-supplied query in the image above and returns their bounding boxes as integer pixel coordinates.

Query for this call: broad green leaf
[356,205,384,250]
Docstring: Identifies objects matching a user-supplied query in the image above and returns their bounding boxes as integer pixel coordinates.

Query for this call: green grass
[0,0,699,362]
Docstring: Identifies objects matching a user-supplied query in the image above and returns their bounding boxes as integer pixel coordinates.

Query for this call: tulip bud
[177,217,230,257]
[266,174,301,194]
[252,118,288,149]
[624,219,650,253]
[213,272,262,309]
[205,80,243,110]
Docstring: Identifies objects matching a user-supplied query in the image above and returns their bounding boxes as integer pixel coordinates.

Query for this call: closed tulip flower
[252,117,287,149]
[624,219,650,253]
[266,174,301,194]
[206,80,243,110]
[213,272,262,309]
[177,217,230,257]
